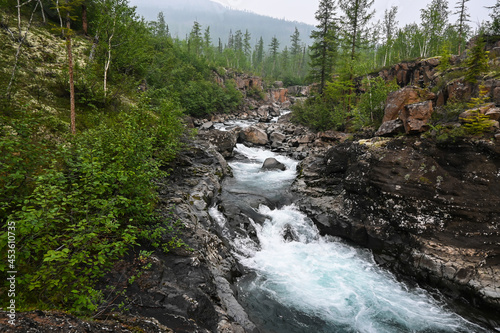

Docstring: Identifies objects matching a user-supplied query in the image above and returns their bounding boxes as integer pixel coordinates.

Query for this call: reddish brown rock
[400,101,434,134]
[447,79,474,102]
[382,87,422,123]
[382,86,435,123]
[317,130,349,142]
[266,88,288,103]
[486,107,500,121]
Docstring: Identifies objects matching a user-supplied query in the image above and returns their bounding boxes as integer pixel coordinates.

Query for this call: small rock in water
[200,121,214,130]
[261,157,286,171]
[282,224,298,242]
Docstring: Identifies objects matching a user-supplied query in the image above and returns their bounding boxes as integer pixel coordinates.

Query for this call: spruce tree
[465,36,489,83]
[309,0,338,94]
[339,0,375,62]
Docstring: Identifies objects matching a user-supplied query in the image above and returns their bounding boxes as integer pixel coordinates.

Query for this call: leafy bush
[0,104,185,315]
[291,97,346,131]
[432,100,467,123]
[425,124,467,143]
[356,77,399,127]
[180,80,242,117]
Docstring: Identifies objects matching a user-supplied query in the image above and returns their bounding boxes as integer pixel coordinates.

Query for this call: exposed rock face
[375,119,405,136]
[292,137,500,311]
[262,157,286,171]
[267,88,288,103]
[378,86,436,135]
[382,86,435,123]
[400,100,434,134]
[287,85,311,97]
[376,58,440,87]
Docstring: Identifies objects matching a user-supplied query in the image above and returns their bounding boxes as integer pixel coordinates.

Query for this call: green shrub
[357,77,399,127]
[463,110,492,135]
[0,105,186,315]
[180,80,242,117]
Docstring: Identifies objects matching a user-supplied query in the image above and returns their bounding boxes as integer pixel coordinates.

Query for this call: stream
[209,121,494,332]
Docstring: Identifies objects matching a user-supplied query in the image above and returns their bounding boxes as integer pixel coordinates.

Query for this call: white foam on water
[211,142,489,333]
[237,204,487,333]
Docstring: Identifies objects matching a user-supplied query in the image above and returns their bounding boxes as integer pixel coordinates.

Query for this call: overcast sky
[208,0,494,28]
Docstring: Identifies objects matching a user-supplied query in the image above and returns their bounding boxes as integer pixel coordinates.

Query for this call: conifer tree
[290,27,302,57]
[339,0,375,62]
[465,36,489,83]
[253,36,264,69]
[309,0,338,94]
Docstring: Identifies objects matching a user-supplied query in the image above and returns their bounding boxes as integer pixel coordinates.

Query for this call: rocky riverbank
[292,136,500,315]
[0,140,256,333]
[3,107,499,331]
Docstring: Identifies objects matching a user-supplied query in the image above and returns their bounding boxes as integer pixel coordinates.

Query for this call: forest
[0,0,499,318]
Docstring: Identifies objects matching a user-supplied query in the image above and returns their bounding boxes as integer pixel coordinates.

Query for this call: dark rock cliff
[292,136,500,313]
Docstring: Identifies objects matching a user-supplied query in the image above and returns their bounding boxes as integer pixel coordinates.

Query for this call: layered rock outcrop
[292,136,500,311]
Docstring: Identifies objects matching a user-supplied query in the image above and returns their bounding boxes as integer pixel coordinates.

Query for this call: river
[209,129,494,332]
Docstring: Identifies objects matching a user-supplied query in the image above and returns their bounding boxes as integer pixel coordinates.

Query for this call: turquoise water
[211,144,492,333]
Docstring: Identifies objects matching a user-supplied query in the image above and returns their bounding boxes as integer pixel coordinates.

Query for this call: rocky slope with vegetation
[2,0,500,331]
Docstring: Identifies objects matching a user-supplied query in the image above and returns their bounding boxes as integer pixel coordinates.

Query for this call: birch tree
[420,0,450,57]
[382,6,398,66]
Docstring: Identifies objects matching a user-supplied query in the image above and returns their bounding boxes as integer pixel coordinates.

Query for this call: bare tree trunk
[66,8,76,135]
[17,0,22,39]
[89,33,99,62]
[82,4,88,36]
[56,0,63,31]
[38,0,46,24]
[6,1,38,97]
[104,19,116,98]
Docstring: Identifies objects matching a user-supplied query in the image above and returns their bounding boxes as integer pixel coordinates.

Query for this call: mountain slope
[131,0,314,50]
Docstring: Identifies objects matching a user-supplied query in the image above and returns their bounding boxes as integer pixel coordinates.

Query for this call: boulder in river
[239,126,269,146]
[262,157,286,171]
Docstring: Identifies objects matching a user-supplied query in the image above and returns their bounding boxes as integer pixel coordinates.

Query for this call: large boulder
[399,100,434,134]
[269,131,286,143]
[382,86,435,123]
[239,126,269,145]
[261,157,286,171]
[198,129,237,158]
[375,119,405,137]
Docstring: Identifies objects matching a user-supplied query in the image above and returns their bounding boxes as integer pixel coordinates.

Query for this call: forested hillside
[0,0,243,315]
[292,0,500,133]
[132,0,314,49]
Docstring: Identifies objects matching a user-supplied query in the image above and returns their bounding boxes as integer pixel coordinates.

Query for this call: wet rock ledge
[292,136,500,313]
